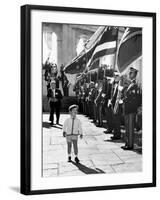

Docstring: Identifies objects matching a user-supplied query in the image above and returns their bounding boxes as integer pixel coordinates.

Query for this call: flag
[89,27,118,71]
[64,27,106,74]
[116,27,142,74]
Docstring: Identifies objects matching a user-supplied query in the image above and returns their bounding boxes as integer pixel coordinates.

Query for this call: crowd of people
[74,66,142,150]
[43,58,69,96]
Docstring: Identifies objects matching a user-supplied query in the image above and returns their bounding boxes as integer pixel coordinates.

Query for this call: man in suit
[47,80,63,125]
[121,67,139,150]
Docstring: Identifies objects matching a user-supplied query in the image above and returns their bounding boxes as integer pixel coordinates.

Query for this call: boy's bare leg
[73,140,80,163]
[73,140,78,156]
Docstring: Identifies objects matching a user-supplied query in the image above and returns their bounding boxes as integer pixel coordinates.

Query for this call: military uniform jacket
[89,88,97,103]
[124,80,139,114]
[84,87,89,102]
[95,88,103,105]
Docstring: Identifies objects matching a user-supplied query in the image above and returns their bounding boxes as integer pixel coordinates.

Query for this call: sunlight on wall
[49,32,57,64]
[76,38,85,55]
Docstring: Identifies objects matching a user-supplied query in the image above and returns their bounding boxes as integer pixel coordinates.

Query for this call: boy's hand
[80,134,83,139]
[63,132,66,137]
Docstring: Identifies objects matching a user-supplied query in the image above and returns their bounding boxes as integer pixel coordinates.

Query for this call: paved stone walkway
[43,114,142,177]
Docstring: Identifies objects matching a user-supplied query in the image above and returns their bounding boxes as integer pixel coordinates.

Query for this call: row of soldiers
[75,67,142,150]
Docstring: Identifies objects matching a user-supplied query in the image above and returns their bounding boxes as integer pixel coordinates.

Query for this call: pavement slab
[43,113,142,178]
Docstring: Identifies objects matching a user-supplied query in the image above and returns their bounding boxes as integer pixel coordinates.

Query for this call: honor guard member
[77,85,83,113]
[88,82,95,119]
[93,83,99,124]
[85,83,90,117]
[110,72,123,140]
[121,67,139,150]
[82,83,88,115]
[101,77,109,121]
[81,85,86,115]
[95,81,103,127]
[103,77,114,134]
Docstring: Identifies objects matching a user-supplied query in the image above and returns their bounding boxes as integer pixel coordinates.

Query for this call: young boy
[63,105,83,164]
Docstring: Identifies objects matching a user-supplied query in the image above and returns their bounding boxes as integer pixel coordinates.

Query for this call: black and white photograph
[20,5,156,194]
[42,23,143,178]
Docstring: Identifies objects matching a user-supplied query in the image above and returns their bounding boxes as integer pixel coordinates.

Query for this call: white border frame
[30,9,153,191]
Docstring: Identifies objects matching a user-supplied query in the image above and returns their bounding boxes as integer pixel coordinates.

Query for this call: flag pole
[113,26,119,72]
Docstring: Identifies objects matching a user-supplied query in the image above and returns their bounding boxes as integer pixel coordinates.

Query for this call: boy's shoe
[68,156,71,162]
[75,157,80,164]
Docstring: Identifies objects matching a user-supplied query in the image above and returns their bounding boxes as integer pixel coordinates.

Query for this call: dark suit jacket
[47,88,63,105]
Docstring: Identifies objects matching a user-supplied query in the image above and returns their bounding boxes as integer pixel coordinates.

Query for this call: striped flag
[116,27,142,74]
[64,27,106,74]
[89,27,118,71]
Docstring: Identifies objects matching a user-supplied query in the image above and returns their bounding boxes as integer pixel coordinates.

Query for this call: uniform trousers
[124,113,136,148]
[97,105,103,126]
[88,101,94,118]
[112,113,121,138]
[93,104,98,123]
[105,107,114,131]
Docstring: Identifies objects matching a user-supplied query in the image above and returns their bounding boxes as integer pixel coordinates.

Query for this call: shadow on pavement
[104,139,124,143]
[42,122,63,130]
[42,122,51,129]
[104,139,142,154]
[133,148,142,154]
[71,161,105,174]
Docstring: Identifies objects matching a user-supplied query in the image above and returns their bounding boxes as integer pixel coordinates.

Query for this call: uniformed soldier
[95,81,103,127]
[76,82,82,113]
[103,77,114,134]
[109,72,123,140]
[121,67,140,150]
[101,77,108,118]
[83,83,89,116]
[81,84,86,115]
[93,82,99,124]
[88,82,95,119]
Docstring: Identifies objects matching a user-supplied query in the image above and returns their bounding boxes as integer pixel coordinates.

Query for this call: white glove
[118,85,123,91]
[119,100,123,104]
[108,99,112,107]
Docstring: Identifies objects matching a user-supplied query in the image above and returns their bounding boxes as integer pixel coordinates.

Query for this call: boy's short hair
[69,104,79,112]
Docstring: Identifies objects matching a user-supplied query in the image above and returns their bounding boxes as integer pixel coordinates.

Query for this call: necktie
[71,118,75,135]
